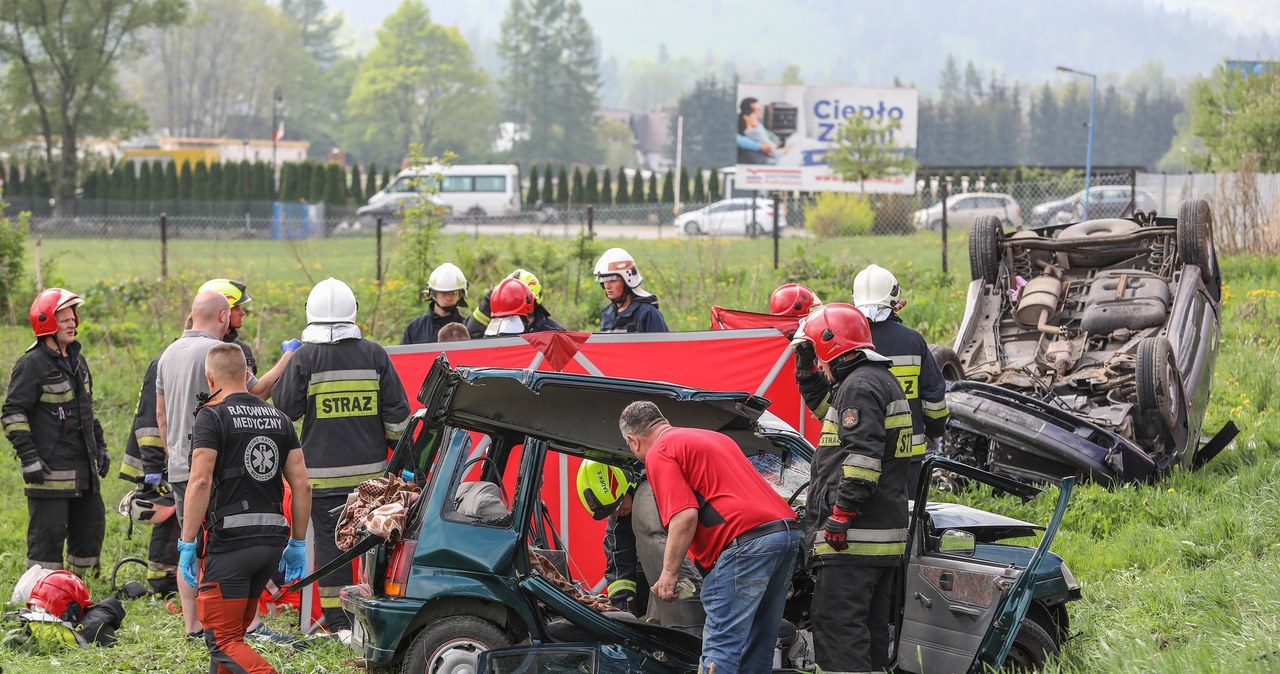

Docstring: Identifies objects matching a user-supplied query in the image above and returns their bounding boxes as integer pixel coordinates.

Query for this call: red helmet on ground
[489,277,536,318]
[799,303,874,363]
[769,283,821,317]
[29,288,84,338]
[27,570,92,622]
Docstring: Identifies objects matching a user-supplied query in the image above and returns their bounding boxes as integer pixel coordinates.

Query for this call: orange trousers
[196,543,285,674]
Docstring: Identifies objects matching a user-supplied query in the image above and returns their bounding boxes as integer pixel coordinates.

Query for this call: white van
[366,164,521,217]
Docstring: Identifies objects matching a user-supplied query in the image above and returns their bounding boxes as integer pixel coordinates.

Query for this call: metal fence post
[376,217,384,284]
[1129,169,1136,215]
[772,195,780,270]
[160,213,168,280]
[587,205,594,236]
[940,182,948,275]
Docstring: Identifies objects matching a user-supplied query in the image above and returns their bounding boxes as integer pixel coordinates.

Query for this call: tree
[571,166,585,205]
[541,162,554,205]
[827,115,918,195]
[164,161,179,202]
[585,167,599,204]
[633,170,645,205]
[678,166,690,202]
[324,164,347,205]
[349,164,364,203]
[600,168,612,205]
[647,172,659,203]
[660,169,674,203]
[499,0,603,163]
[692,167,705,203]
[671,76,736,171]
[343,0,496,167]
[708,170,720,201]
[1190,66,1280,171]
[526,164,540,205]
[209,161,224,200]
[555,165,569,205]
[138,162,154,202]
[282,0,342,72]
[308,161,326,203]
[365,162,379,199]
[615,167,630,204]
[179,161,194,200]
[252,161,271,200]
[780,65,803,85]
[0,0,184,215]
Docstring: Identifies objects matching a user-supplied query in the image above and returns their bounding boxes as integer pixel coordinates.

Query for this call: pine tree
[600,168,612,205]
[219,161,238,202]
[309,163,327,203]
[571,166,585,204]
[289,162,306,201]
[178,161,194,200]
[678,166,690,202]
[123,163,138,200]
[633,170,646,205]
[111,164,127,200]
[647,172,659,203]
[365,162,379,198]
[208,162,222,200]
[165,161,180,202]
[708,169,720,201]
[584,167,598,203]
[349,164,364,203]
[380,166,392,194]
[278,164,294,201]
[193,161,210,202]
[692,167,705,203]
[138,162,153,202]
[615,167,630,204]
[556,165,569,205]
[81,168,99,200]
[252,162,270,201]
[7,165,23,197]
[325,164,347,205]
[660,169,673,203]
[527,164,540,205]
[541,163,554,204]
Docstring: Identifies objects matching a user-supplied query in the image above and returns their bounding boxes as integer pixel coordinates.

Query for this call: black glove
[21,459,46,485]
[97,446,111,478]
[794,341,816,372]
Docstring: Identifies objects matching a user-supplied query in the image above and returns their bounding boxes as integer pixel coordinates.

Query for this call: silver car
[913,192,1023,231]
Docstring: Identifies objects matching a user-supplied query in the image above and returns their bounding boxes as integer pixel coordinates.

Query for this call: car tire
[1003,618,1059,672]
[748,221,763,237]
[684,221,702,236]
[401,616,510,674]
[466,207,485,218]
[969,214,1003,284]
[928,344,965,381]
[929,219,942,232]
[1176,198,1216,285]
[1135,336,1185,445]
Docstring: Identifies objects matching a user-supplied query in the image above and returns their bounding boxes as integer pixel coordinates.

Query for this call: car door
[950,197,977,229]
[723,201,752,235]
[897,458,1074,674]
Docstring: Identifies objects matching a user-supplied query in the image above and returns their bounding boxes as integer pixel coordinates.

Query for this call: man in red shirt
[620,400,800,674]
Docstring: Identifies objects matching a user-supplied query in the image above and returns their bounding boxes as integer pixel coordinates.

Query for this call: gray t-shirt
[155,329,257,481]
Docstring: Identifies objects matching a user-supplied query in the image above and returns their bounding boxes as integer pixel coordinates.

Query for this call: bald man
[156,290,294,639]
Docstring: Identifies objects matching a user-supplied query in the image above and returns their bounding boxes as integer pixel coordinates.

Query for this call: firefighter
[180,343,311,674]
[852,264,950,493]
[3,289,108,575]
[577,460,705,633]
[796,303,913,673]
[272,277,410,633]
[199,278,259,375]
[595,248,668,333]
[466,268,562,338]
[401,263,468,344]
[116,355,180,595]
[482,277,565,336]
[769,283,831,416]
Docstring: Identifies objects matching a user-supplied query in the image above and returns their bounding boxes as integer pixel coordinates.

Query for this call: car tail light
[383,539,417,597]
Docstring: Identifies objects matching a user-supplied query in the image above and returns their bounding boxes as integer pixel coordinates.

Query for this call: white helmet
[594,248,644,289]
[851,264,902,320]
[427,263,468,296]
[306,277,358,324]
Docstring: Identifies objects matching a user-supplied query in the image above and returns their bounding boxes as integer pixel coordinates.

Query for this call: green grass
[1,232,1277,672]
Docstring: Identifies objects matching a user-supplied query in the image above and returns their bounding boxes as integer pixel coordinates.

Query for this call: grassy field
[0,229,1276,672]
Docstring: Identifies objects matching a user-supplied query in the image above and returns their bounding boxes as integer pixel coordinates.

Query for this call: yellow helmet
[575,460,636,520]
[510,268,543,304]
[198,278,251,308]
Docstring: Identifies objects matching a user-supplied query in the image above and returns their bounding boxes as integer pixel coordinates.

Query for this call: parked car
[1029,186,1157,226]
[366,165,522,218]
[912,192,1022,231]
[675,198,776,237]
[338,356,1079,673]
[356,193,451,226]
[937,199,1236,485]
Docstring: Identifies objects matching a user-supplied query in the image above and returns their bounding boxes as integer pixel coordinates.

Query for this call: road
[432,220,813,240]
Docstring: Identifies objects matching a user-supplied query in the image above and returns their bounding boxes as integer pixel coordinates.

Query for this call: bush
[805,193,875,238]
[0,200,29,324]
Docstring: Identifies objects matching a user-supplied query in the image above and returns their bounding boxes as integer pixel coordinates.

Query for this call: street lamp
[1056,65,1097,219]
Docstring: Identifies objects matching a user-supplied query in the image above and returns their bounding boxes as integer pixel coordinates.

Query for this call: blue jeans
[699,526,802,674]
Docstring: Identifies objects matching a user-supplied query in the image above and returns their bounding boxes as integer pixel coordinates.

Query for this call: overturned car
[338,357,1078,673]
[936,198,1236,485]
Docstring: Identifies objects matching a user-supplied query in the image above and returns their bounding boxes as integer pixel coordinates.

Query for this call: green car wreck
[336,356,1078,673]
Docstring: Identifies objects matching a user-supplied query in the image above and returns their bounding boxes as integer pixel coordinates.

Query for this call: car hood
[921,501,1043,542]
[415,354,774,462]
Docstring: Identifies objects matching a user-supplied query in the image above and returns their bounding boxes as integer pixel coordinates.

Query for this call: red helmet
[28,570,92,622]
[489,277,536,318]
[799,303,874,363]
[769,283,821,317]
[29,288,84,338]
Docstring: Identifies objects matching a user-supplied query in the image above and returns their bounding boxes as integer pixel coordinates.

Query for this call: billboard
[735,83,918,194]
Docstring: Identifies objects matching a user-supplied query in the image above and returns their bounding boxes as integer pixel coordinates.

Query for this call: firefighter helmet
[27,570,92,622]
[769,283,821,317]
[800,303,875,363]
[198,278,252,307]
[29,289,83,338]
[593,248,643,289]
[117,486,176,525]
[851,264,902,317]
[306,277,358,324]
[425,263,469,306]
[510,268,543,304]
[489,277,536,318]
[575,460,637,521]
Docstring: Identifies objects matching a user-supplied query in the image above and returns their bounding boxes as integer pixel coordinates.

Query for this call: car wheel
[401,616,510,674]
[684,221,702,236]
[928,344,965,381]
[748,221,763,237]
[968,215,1003,284]
[466,207,485,218]
[1176,198,1216,285]
[1003,618,1059,672]
[929,219,942,231]
[1135,336,1185,446]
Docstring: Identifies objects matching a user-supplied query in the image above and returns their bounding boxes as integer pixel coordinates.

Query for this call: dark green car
[340,356,1078,673]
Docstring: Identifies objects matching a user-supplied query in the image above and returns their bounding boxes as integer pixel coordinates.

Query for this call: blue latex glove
[281,338,302,353]
[178,539,199,588]
[143,472,164,487]
[279,538,307,584]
